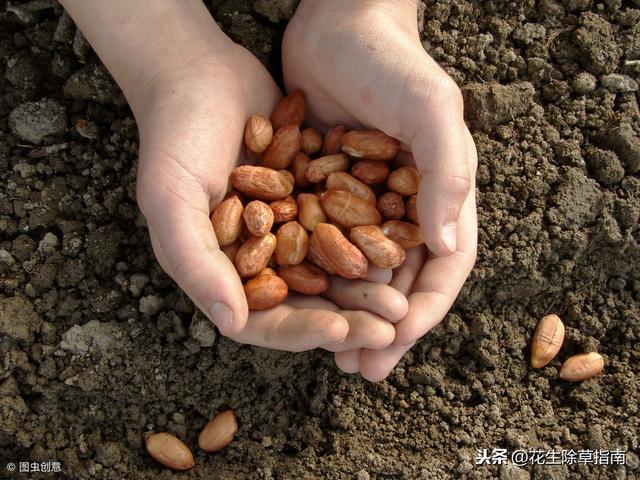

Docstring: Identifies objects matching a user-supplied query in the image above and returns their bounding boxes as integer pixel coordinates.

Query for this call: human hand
[61,0,408,351]
[134,39,408,351]
[283,0,478,376]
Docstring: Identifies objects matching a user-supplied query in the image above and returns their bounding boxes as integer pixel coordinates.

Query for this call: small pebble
[601,74,638,93]
[572,72,597,94]
[38,232,59,253]
[129,273,150,297]
[8,98,67,144]
[139,295,164,315]
[0,249,16,266]
[189,312,217,347]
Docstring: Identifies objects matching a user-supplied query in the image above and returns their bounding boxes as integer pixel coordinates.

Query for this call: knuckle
[169,256,201,284]
[324,315,348,341]
[370,325,394,349]
[445,172,472,200]
[267,313,287,345]
[431,74,463,109]
[443,78,464,107]
[453,249,477,276]
[386,294,409,321]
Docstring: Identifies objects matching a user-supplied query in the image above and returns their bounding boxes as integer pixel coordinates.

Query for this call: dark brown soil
[0,1,638,479]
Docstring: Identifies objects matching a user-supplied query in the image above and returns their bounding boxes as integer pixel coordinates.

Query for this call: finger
[324,277,409,323]
[358,131,478,381]
[358,343,415,382]
[231,305,348,352]
[323,310,395,352]
[410,73,471,256]
[285,296,395,351]
[389,246,427,296]
[394,133,477,345]
[335,350,361,374]
[284,294,339,311]
[137,170,247,336]
[363,266,393,284]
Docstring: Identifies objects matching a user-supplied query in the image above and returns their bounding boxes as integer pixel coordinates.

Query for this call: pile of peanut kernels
[211,90,424,310]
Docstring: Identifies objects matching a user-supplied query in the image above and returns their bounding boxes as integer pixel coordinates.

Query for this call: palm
[137,54,282,209]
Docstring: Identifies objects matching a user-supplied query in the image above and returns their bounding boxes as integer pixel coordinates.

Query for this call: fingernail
[209,301,233,333]
[441,223,457,253]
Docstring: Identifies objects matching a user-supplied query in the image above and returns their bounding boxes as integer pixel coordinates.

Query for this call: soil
[0,1,639,479]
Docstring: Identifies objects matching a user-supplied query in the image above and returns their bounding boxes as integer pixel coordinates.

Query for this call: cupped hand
[133,42,406,351]
[283,0,478,375]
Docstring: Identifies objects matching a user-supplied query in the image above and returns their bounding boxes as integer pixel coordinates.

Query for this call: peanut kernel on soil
[559,352,605,382]
[199,410,238,452]
[145,432,195,471]
[530,314,565,368]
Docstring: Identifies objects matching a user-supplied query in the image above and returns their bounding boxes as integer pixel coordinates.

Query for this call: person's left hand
[282,0,478,379]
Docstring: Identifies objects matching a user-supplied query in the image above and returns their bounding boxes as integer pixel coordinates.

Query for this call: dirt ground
[0,0,639,479]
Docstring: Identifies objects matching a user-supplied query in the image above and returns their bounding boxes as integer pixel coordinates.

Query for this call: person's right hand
[282,0,477,375]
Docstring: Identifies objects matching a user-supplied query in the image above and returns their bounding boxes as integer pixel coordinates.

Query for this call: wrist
[59,0,235,115]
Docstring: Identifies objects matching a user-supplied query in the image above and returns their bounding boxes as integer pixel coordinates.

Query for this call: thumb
[137,171,248,336]
[410,75,471,256]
